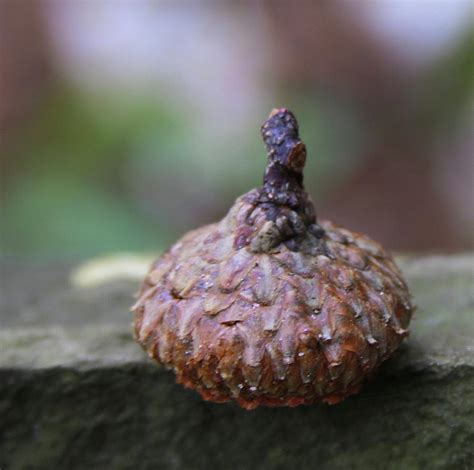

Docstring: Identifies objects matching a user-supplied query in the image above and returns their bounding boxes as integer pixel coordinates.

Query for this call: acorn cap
[132,108,413,409]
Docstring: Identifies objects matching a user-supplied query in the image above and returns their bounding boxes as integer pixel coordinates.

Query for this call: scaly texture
[132,109,413,409]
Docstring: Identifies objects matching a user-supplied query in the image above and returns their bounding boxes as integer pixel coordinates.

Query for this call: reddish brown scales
[132,109,413,409]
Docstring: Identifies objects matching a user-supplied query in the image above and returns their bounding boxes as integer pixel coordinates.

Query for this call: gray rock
[0,254,473,469]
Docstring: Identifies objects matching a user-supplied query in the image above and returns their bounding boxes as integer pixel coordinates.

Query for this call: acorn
[132,108,413,409]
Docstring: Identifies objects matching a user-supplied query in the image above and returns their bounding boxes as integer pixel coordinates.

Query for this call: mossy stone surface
[1,254,473,469]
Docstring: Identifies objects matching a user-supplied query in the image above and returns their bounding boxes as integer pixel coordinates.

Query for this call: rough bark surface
[0,254,473,469]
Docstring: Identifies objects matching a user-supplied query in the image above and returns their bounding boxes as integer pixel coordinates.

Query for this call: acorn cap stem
[261,108,307,189]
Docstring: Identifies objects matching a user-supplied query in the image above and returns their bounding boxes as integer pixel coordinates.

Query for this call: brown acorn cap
[132,108,413,409]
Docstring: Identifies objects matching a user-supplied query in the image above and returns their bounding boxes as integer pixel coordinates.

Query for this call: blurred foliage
[1,90,184,258]
[1,85,364,259]
[412,27,474,140]
[1,19,473,258]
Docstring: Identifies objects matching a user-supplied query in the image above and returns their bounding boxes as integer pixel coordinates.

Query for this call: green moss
[1,365,473,469]
[0,254,473,468]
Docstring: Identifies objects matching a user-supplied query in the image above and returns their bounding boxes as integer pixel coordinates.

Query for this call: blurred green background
[1,1,473,260]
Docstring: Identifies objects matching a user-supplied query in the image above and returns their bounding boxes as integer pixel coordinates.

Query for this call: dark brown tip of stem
[261,108,307,176]
[247,109,318,248]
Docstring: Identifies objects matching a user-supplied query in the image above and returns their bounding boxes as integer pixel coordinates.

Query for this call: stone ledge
[0,254,473,469]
